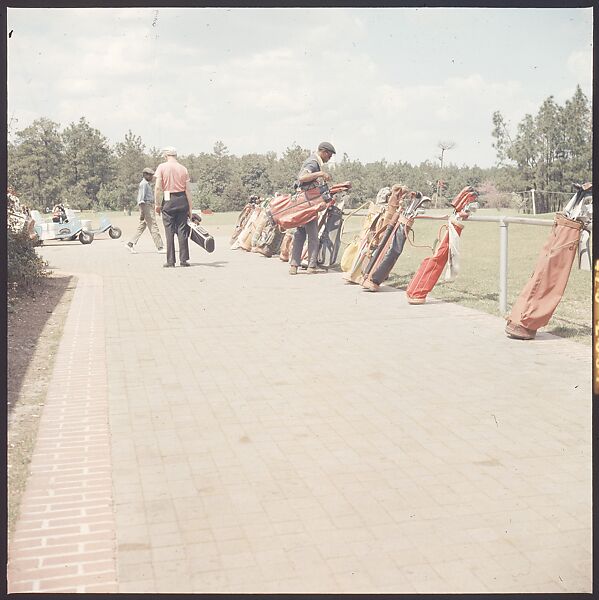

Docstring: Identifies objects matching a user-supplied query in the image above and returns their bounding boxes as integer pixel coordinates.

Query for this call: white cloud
[56,78,99,96]
[566,48,593,88]
[7,8,593,168]
[371,84,408,115]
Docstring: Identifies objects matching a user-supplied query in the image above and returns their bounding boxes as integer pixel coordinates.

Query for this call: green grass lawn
[82,208,592,345]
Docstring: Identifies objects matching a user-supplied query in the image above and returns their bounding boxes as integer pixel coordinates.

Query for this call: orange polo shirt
[154,159,190,193]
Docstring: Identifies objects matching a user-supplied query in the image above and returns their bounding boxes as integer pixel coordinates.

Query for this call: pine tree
[8,117,65,210]
[62,117,115,208]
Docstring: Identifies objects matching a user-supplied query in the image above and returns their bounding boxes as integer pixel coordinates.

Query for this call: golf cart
[82,214,122,239]
[30,208,94,244]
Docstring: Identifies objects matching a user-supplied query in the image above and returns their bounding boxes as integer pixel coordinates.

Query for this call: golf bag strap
[398,214,414,228]
[555,212,583,230]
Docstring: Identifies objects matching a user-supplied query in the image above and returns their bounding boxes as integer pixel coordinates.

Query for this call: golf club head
[576,195,593,226]
[404,192,431,218]
[563,182,592,220]
[403,192,419,216]
[462,201,480,214]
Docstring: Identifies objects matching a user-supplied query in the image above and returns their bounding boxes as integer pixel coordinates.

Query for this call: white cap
[161,146,177,156]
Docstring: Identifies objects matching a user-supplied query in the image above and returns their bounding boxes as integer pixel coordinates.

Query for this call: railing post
[499,218,509,314]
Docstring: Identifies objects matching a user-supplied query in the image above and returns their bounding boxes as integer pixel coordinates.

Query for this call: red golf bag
[406,221,463,303]
[268,182,351,230]
[405,187,478,303]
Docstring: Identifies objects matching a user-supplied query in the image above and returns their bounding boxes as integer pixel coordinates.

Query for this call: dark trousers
[290,217,319,268]
[161,192,190,266]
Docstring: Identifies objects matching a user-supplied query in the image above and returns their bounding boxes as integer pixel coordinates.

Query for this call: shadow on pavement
[8,274,74,414]
[547,323,592,339]
[188,261,228,268]
[38,241,93,248]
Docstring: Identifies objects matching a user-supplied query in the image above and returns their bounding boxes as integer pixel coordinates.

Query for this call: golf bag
[342,206,385,281]
[343,185,406,284]
[254,220,286,257]
[279,231,294,262]
[188,215,215,253]
[505,193,589,339]
[297,202,345,268]
[317,204,344,267]
[268,181,351,230]
[361,189,430,290]
[340,199,387,273]
[363,214,414,287]
[405,186,478,304]
[248,207,272,252]
[564,182,592,271]
[579,229,591,271]
[230,197,258,245]
[232,204,262,250]
[406,220,464,303]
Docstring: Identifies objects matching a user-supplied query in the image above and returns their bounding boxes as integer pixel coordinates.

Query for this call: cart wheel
[79,231,94,244]
[108,227,122,239]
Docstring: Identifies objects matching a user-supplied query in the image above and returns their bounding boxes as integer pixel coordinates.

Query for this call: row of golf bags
[230,179,591,339]
[339,181,592,339]
[230,182,352,267]
[340,184,444,292]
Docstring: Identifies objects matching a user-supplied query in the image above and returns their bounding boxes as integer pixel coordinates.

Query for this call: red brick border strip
[8,274,118,593]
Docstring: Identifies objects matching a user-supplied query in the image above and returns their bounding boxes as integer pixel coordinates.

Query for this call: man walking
[127,167,164,253]
[154,147,193,268]
[289,141,336,275]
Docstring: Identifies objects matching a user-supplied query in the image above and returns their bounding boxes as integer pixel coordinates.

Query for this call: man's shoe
[127,242,136,254]
[163,263,175,268]
[289,266,298,275]
[306,267,322,274]
[505,321,536,340]
[406,295,426,305]
[180,261,191,267]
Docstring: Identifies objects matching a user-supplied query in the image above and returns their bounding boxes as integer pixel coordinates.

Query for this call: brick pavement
[8,220,592,593]
[8,272,118,593]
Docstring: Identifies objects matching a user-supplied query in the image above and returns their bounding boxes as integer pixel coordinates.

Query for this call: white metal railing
[414,214,580,314]
[341,207,590,313]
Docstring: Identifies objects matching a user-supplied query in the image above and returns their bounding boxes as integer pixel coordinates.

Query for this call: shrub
[7,229,48,300]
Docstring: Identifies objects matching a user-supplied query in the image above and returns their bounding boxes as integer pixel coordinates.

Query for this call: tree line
[8,86,591,214]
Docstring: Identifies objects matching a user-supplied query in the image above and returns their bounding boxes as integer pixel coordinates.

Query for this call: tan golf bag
[279,231,294,262]
[343,185,407,284]
[505,213,583,339]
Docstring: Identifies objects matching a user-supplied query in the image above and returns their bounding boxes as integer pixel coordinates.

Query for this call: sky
[7,7,593,168]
